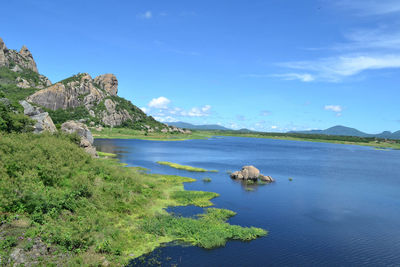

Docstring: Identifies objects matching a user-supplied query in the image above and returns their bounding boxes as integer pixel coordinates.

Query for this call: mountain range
[290,125,400,139]
[167,121,232,130]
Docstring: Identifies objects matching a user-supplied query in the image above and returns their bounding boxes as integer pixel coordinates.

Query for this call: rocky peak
[19,45,33,58]
[0,37,7,51]
[94,74,118,96]
[0,37,38,73]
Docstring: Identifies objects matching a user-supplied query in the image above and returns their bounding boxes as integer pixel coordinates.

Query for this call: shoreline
[92,128,400,150]
[0,133,266,266]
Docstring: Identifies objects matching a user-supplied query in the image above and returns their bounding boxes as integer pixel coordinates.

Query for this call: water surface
[94,137,400,266]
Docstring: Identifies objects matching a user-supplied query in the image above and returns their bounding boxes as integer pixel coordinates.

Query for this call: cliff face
[0,37,187,133]
[27,72,138,127]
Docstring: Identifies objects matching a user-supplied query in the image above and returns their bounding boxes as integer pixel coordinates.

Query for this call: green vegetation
[157,161,218,172]
[0,66,42,87]
[289,178,293,182]
[45,106,94,126]
[59,73,87,86]
[0,83,39,102]
[92,127,209,141]
[0,98,34,133]
[171,191,219,207]
[202,177,212,183]
[0,132,266,265]
[140,208,266,249]
[97,151,117,157]
[202,130,400,149]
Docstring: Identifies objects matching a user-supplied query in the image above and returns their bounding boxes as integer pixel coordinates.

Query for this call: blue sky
[1,0,400,133]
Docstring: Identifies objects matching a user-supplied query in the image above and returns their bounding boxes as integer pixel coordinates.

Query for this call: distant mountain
[291,125,400,139]
[167,121,231,130]
[236,128,255,133]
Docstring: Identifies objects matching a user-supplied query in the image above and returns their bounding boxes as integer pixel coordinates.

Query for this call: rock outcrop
[94,74,118,96]
[0,37,38,73]
[1,37,187,134]
[61,120,98,157]
[19,100,57,134]
[230,166,274,183]
[27,73,178,131]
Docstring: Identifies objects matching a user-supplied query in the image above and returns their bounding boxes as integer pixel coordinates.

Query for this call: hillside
[0,37,184,133]
[167,121,231,130]
[291,125,400,140]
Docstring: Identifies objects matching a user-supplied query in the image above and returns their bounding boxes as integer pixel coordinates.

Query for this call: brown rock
[259,175,274,182]
[61,120,98,157]
[94,73,118,96]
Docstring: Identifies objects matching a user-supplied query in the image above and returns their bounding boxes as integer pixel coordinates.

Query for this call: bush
[0,100,34,133]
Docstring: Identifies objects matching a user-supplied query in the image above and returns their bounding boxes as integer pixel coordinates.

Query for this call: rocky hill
[0,37,187,133]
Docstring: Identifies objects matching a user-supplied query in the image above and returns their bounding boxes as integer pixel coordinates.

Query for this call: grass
[202,177,212,183]
[92,127,210,141]
[97,151,117,157]
[0,132,266,265]
[156,161,218,172]
[171,191,219,207]
[140,208,266,249]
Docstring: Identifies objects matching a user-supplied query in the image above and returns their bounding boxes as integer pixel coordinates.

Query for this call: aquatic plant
[202,177,212,183]
[97,151,117,157]
[156,161,218,172]
[140,208,267,249]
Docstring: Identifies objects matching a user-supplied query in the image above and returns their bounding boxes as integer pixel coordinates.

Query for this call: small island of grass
[156,161,218,172]
[97,151,117,157]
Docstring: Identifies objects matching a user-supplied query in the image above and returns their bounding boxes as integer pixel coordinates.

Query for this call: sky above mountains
[1,0,400,133]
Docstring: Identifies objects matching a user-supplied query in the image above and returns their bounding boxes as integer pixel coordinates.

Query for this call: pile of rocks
[230,165,274,183]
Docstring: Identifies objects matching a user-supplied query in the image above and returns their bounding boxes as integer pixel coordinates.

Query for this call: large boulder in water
[230,166,275,183]
[230,166,260,180]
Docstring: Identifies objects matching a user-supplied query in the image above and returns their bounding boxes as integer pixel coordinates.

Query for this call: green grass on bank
[97,151,117,157]
[91,127,210,141]
[156,161,218,172]
[0,133,266,266]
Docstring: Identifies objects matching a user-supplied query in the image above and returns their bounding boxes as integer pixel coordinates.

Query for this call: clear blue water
[94,137,400,266]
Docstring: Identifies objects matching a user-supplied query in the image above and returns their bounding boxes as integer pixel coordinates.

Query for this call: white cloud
[187,105,211,117]
[281,54,400,82]
[271,73,315,82]
[140,107,148,113]
[341,28,400,50]
[145,96,211,120]
[325,105,343,116]
[271,125,278,129]
[335,0,400,16]
[148,96,170,109]
[154,116,177,122]
[138,11,152,19]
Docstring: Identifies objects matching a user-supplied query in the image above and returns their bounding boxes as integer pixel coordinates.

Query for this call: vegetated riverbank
[156,161,218,172]
[0,133,266,266]
[91,127,210,141]
[93,127,400,150]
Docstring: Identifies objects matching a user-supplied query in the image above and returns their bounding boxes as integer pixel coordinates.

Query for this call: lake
[94,137,400,266]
